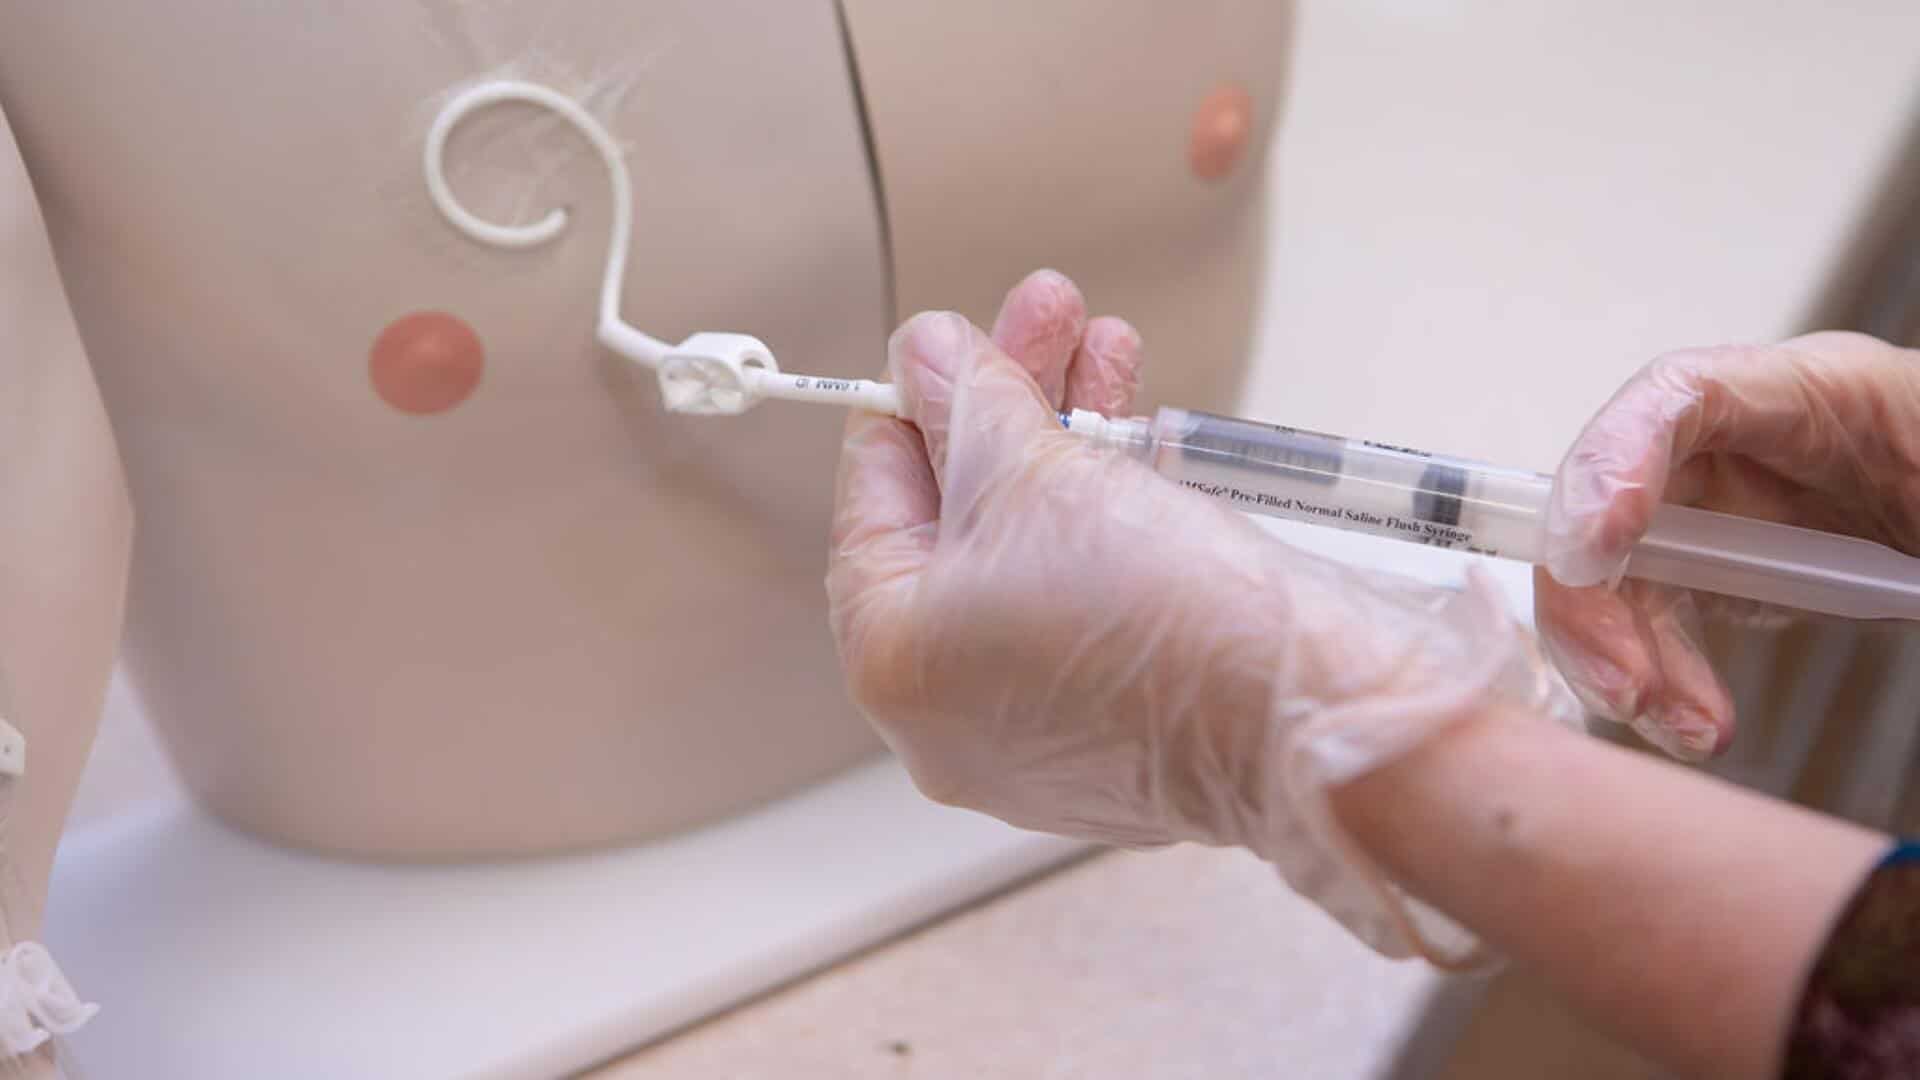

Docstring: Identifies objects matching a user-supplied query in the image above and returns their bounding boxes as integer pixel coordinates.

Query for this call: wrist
[1329,698,1572,893]
[1238,565,1582,963]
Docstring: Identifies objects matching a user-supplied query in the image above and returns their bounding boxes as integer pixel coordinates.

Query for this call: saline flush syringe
[1062,407,1920,622]
[638,339,1920,623]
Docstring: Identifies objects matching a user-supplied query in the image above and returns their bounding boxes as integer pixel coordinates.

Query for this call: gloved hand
[1537,331,1920,761]
[828,270,1578,964]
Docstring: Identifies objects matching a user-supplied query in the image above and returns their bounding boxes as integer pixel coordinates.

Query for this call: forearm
[1332,707,1885,1080]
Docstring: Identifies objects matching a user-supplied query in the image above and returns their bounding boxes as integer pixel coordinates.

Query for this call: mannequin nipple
[370,311,485,415]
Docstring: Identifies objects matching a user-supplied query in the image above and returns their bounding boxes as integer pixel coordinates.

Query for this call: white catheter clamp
[652,334,905,418]
[655,333,779,417]
[0,942,96,1055]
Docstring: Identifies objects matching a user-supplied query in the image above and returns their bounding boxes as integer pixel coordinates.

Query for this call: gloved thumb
[888,311,1068,508]
[1542,369,1683,588]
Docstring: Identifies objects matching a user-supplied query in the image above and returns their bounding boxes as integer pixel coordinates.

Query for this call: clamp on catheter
[424,79,901,420]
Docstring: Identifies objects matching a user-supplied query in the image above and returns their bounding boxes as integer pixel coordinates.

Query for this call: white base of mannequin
[46,745,1079,1080]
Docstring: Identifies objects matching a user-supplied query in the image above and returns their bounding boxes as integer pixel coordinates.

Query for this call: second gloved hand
[828,272,1578,964]
[1537,332,1920,760]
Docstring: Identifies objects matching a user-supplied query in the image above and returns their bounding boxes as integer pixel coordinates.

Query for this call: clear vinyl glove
[1537,331,1920,761]
[828,271,1580,965]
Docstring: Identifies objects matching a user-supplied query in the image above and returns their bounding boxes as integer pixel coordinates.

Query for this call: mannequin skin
[0,4,1282,1066]
[0,103,130,1080]
[0,23,1282,1073]
[0,0,1282,868]
[0,2,904,862]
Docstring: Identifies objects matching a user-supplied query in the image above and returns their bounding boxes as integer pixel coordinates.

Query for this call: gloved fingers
[1065,315,1145,417]
[888,310,1064,499]
[1736,333,1920,550]
[989,268,1086,409]
[1544,337,1915,588]
[1691,591,1799,631]
[1658,334,1920,523]
[1633,583,1734,760]
[830,409,939,583]
[830,305,983,600]
[1670,450,1843,530]
[1542,345,1814,586]
[1533,567,1653,724]
[826,409,939,666]
[1739,332,1920,488]
[1532,569,1734,760]
[1543,356,1700,588]
[885,311,972,478]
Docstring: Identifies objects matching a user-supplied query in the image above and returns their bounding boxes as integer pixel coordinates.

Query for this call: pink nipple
[370,311,484,415]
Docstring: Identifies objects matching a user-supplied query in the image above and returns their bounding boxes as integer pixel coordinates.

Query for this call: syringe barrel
[1119,408,1554,559]
[1065,406,1920,621]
